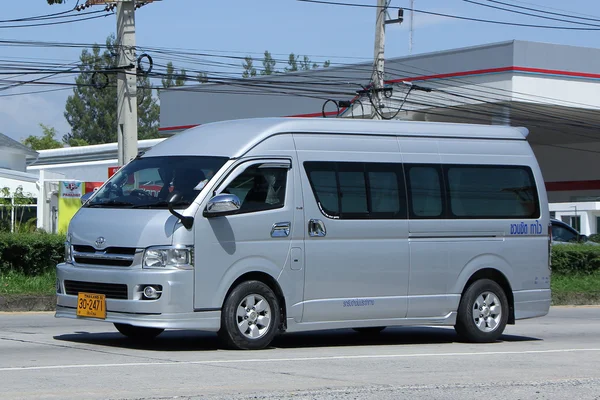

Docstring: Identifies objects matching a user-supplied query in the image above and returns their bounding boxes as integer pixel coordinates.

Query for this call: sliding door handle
[308,219,326,237]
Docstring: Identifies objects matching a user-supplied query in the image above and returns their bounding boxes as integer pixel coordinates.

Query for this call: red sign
[108,166,120,178]
[85,182,104,194]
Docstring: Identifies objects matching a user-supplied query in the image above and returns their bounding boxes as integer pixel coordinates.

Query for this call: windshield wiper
[131,200,190,209]
[131,201,170,209]
[86,200,135,208]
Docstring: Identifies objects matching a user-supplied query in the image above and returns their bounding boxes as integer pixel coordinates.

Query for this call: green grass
[0,270,56,296]
[551,271,600,294]
[0,270,599,305]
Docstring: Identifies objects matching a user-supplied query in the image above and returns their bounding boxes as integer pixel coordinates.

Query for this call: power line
[462,0,600,27]
[0,11,112,29]
[0,87,72,98]
[296,0,600,30]
[0,7,77,23]
[485,0,600,23]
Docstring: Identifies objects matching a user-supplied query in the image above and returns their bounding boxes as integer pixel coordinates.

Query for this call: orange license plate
[76,292,106,319]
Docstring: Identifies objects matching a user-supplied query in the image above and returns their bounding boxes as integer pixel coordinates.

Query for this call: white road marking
[1,347,599,372]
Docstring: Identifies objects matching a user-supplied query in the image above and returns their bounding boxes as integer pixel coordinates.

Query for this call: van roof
[144,117,529,159]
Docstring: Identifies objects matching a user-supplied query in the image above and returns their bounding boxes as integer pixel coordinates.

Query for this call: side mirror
[80,192,93,205]
[203,194,241,218]
[579,234,589,243]
[167,193,194,229]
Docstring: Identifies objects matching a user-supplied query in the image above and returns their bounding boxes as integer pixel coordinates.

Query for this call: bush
[551,244,600,275]
[587,234,600,243]
[0,232,65,276]
[0,232,599,278]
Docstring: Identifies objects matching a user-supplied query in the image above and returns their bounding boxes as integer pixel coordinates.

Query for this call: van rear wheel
[218,280,280,350]
[114,323,164,340]
[454,279,508,343]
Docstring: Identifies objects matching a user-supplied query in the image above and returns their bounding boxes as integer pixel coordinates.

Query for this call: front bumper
[55,263,221,331]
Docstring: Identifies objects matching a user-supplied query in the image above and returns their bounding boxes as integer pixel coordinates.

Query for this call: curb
[0,295,56,312]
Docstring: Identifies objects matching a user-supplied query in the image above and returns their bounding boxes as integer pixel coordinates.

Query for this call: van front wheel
[454,279,508,343]
[219,280,280,350]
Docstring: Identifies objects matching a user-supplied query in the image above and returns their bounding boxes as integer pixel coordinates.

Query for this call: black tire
[353,326,386,334]
[454,279,509,343]
[114,323,164,341]
[218,280,280,350]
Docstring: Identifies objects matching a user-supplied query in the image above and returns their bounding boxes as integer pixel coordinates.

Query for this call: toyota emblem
[95,237,106,248]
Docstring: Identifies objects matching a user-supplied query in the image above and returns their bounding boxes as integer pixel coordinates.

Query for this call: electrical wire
[461,0,600,27]
[2,36,600,147]
[0,7,77,23]
[296,0,600,30]
[485,0,600,23]
[0,11,113,29]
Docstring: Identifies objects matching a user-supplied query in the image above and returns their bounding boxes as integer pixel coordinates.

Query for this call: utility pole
[116,0,138,166]
[409,0,414,54]
[370,0,387,120]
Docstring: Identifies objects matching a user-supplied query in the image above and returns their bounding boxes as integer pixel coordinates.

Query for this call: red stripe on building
[387,66,515,83]
[546,180,600,192]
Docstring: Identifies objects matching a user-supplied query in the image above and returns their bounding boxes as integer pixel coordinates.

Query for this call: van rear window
[445,165,539,219]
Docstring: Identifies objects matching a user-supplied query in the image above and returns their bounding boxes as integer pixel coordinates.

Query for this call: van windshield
[84,156,228,209]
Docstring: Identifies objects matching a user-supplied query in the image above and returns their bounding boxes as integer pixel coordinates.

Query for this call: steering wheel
[129,189,152,198]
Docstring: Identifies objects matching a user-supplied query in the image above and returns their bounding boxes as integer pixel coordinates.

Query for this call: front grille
[64,280,128,300]
[72,245,136,267]
[73,257,132,267]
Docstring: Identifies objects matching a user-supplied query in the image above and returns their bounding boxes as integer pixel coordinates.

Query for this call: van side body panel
[293,133,411,323]
[439,138,551,319]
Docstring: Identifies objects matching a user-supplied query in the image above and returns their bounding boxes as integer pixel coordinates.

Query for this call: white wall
[28,159,117,183]
[513,75,600,109]
[550,202,600,235]
[0,176,37,196]
[0,150,26,171]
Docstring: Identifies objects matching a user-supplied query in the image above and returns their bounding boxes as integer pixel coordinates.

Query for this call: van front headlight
[64,233,73,264]
[143,246,193,269]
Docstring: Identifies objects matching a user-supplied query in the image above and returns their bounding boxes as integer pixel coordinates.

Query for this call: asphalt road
[0,307,599,400]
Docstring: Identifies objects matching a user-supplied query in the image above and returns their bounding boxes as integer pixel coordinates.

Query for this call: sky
[1,0,599,142]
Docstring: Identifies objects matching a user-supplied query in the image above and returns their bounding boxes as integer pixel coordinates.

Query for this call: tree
[243,52,330,77]
[46,0,65,4]
[242,56,257,78]
[285,53,299,73]
[61,130,89,147]
[197,72,208,84]
[22,124,63,150]
[161,62,187,88]
[261,51,277,76]
[64,34,160,145]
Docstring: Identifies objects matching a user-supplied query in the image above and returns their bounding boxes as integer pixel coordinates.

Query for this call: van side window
[304,162,407,219]
[445,165,539,219]
[338,164,368,214]
[222,166,287,213]
[406,165,444,218]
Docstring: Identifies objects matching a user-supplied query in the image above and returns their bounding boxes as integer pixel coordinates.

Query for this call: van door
[401,138,452,318]
[295,135,409,324]
[192,159,299,313]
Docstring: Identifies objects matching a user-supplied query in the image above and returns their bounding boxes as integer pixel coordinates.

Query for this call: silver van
[56,118,551,349]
